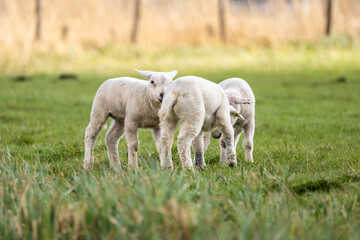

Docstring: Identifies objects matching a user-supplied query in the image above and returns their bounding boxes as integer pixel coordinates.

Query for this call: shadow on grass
[290,174,360,195]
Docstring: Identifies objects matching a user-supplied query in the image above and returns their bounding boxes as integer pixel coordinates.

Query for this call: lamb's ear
[168,70,178,80]
[235,96,254,105]
[229,105,245,120]
[135,69,153,80]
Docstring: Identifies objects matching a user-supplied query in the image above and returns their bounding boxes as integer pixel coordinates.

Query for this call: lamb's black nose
[160,93,164,99]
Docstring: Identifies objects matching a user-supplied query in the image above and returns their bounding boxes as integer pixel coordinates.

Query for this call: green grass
[1,46,360,239]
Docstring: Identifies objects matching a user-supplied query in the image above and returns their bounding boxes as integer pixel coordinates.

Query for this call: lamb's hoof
[128,165,139,170]
[83,161,93,172]
[228,161,237,168]
[161,165,174,171]
[220,159,229,166]
[110,162,122,170]
[195,164,206,170]
[182,164,194,172]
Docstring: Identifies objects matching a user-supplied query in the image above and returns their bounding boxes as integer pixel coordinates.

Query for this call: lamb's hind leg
[177,121,202,171]
[105,120,125,168]
[84,110,108,171]
[159,120,177,170]
[192,133,206,170]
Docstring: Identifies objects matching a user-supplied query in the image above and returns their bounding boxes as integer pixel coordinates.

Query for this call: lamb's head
[211,95,251,139]
[136,69,177,103]
[211,90,254,139]
[225,90,254,124]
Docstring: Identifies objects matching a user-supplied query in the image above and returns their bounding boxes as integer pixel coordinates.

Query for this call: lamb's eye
[150,80,154,84]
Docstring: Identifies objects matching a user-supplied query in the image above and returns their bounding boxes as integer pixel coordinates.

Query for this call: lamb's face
[148,74,173,103]
[135,70,177,104]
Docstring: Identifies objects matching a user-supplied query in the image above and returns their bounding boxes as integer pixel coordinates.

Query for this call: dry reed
[0,0,359,54]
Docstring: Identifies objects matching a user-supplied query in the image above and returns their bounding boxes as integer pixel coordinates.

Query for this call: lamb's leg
[153,127,161,155]
[234,127,243,149]
[220,127,242,165]
[125,121,139,168]
[222,125,237,167]
[220,126,241,165]
[203,132,211,153]
[217,106,237,167]
[84,110,108,171]
[192,133,206,169]
[105,120,124,168]
[243,118,255,162]
[177,121,202,171]
[219,136,227,165]
[159,120,177,170]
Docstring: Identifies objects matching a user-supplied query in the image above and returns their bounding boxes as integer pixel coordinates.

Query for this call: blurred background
[1,0,359,74]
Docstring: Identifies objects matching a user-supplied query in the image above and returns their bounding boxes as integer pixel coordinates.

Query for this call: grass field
[1,46,360,239]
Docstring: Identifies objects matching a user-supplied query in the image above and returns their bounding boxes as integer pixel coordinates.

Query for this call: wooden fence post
[218,0,227,43]
[0,0,5,10]
[131,0,141,43]
[325,0,332,36]
[34,0,42,42]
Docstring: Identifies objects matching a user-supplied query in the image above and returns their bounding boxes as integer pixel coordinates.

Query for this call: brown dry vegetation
[1,0,360,75]
[1,0,360,54]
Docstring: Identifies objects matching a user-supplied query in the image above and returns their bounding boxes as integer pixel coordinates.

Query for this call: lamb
[83,70,177,171]
[210,78,255,163]
[158,76,238,170]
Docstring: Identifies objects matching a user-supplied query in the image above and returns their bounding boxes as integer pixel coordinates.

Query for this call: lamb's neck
[146,89,161,111]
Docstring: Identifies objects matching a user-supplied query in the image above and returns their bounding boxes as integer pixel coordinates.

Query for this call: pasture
[0,46,360,239]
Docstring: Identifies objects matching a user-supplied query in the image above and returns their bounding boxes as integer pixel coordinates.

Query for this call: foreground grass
[0,46,360,239]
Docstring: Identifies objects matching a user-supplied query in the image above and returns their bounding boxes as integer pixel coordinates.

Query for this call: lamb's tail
[159,92,178,121]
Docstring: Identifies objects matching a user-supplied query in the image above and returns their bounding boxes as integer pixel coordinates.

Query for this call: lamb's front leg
[234,127,243,149]
[192,133,206,170]
[203,132,211,153]
[220,127,242,165]
[125,121,139,168]
[217,112,237,167]
[216,104,237,167]
[221,126,242,164]
[222,125,237,167]
[243,118,255,162]
[153,127,161,155]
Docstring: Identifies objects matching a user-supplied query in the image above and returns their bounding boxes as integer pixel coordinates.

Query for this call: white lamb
[83,70,177,171]
[158,76,238,170]
[210,78,255,163]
